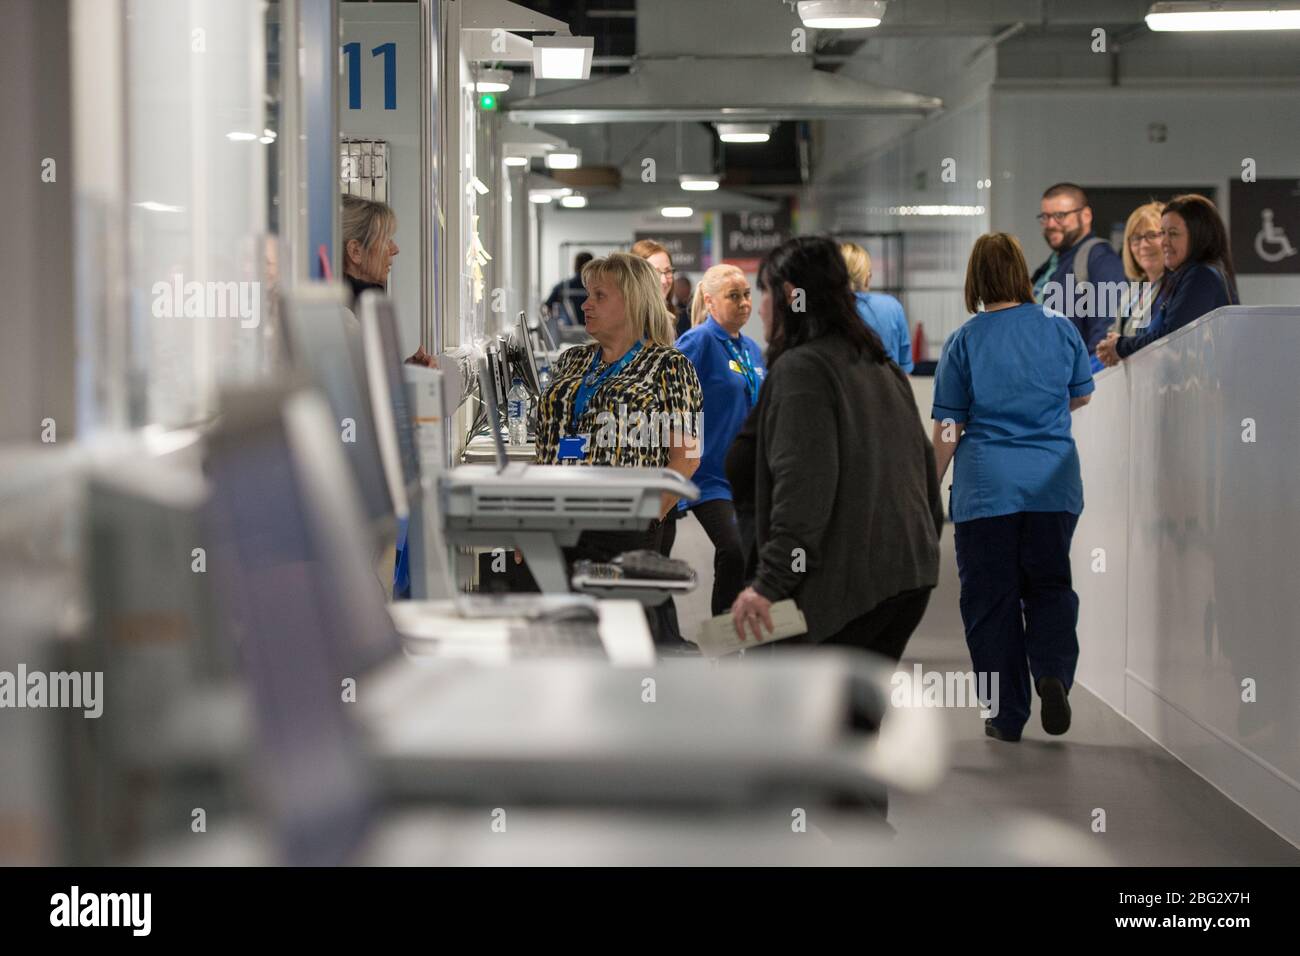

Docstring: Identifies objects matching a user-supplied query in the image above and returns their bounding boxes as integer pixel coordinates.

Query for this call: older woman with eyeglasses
[1115,201,1166,340]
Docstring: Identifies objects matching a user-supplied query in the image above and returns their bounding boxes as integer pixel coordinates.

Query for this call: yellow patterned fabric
[534,342,703,468]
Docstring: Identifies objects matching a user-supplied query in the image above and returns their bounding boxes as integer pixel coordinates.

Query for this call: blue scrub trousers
[954,511,1080,733]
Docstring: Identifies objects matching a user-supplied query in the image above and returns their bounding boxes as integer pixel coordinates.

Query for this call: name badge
[558,435,590,462]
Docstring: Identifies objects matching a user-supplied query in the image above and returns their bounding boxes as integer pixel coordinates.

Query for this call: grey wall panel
[1074,306,1300,847]
[1070,364,1130,712]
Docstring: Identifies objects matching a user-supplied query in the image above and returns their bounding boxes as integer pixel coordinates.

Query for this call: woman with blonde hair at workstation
[533,252,702,648]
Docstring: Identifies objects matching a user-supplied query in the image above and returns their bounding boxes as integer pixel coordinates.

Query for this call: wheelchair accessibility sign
[1231,179,1300,274]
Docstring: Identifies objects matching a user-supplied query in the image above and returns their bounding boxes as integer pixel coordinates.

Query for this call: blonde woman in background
[1116,201,1166,339]
[532,252,702,647]
[666,264,766,614]
[841,241,914,373]
[341,195,434,367]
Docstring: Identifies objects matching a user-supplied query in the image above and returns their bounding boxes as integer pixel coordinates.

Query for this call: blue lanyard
[570,341,642,434]
[722,336,760,407]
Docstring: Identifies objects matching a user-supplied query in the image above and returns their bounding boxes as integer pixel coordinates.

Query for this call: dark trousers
[567,526,687,649]
[954,511,1080,733]
[821,586,932,662]
[662,499,747,615]
[755,586,932,664]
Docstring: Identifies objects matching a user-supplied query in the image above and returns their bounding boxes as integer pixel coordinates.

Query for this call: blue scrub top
[931,303,1095,523]
[674,316,766,508]
[854,291,913,373]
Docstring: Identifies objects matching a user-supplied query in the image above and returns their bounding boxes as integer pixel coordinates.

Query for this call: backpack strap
[1072,236,1104,287]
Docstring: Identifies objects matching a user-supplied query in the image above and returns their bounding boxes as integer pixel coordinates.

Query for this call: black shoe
[984,719,1021,742]
[1037,676,1071,735]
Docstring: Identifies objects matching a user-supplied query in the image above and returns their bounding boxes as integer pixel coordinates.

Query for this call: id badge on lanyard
[558,434,589,462]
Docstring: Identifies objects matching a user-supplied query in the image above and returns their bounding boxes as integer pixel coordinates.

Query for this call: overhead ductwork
[506,55,941,124]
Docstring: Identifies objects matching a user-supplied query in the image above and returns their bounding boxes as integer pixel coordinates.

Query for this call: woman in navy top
[932,233,1094,743]
[1097,194,1240,366]
[668,264,766,614]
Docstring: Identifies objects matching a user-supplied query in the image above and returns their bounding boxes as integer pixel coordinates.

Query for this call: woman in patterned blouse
[533,253,703,601]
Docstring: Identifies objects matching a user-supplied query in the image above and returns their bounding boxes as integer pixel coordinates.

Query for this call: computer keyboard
[506,621,606,658]
[615,550,694,582]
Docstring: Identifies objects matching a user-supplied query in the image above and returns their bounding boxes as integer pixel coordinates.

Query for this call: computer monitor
[201,383,393,864]
[509,310,545,399]
[476,357,510,474]
[357,291,420,519]
[532,310,557,352]
[484,339,511,416]
[279,286,395,539]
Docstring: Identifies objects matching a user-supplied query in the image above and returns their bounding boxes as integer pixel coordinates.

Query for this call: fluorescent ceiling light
[679,174,721,191]
[544,149,581,169]
[561,194,588,208]
[661,206,693,218]
[134,201,184,213]
[714,122,773,144]
[474,67,513,93]
[797,0,886,29]
[225,131,258,142]
[889,204,985,216]
[504,155,529,167]
[1146,2,1300,30]
[532,35,594,80]
[528,190,554,204]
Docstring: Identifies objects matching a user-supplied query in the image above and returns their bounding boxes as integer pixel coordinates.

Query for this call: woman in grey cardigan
[730,236,944,659]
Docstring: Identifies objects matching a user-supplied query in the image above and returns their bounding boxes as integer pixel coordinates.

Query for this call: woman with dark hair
[932,233,1094,742]
[728,235,943,660]
[1097,193,1240,365]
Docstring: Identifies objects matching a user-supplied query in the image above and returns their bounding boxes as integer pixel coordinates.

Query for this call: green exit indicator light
[479,93,498,111]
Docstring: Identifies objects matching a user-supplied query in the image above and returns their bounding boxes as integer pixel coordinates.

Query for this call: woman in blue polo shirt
[669,264,766,615]
[932,233,1094,743]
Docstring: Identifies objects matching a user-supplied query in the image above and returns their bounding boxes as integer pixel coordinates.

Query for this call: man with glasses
[1030,183,1127,372]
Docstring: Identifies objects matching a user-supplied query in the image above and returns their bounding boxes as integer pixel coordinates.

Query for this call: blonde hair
[1121,201,1165,281]
[690,264,747,328]
[342,195,397,278]
[840,242,872,291]
[581,252,675,347]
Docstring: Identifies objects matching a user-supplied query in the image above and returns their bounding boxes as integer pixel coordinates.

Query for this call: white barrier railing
[1071,306,1300,849]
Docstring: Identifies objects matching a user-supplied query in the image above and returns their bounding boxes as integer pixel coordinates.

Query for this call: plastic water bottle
[507,377,529,445]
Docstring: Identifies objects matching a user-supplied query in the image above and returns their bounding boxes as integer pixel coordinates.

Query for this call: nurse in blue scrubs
[670,264,766,615]
[931,233,1094,743]
[841,242,913,373]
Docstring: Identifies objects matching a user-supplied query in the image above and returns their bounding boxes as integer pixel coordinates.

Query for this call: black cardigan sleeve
[751,364,839,603]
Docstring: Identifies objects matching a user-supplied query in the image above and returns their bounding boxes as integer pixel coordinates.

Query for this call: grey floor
[669,514,1300,866]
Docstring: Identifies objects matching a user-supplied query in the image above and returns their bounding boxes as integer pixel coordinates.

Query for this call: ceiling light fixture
[679,174,721,191]
[474,67,514,93]
[661,206,694,218]
[529,190,554,204]
[1146,1,1300,30]
[796,0,887,29]
[889,204,986,216]
[714,122,773,144]
[532,35,594,80]
[503,155,529,167]
[561,194,588,208]
[544,149,581,169]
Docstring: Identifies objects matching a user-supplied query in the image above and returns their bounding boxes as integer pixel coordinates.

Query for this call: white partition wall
[1071,306,1300,848]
